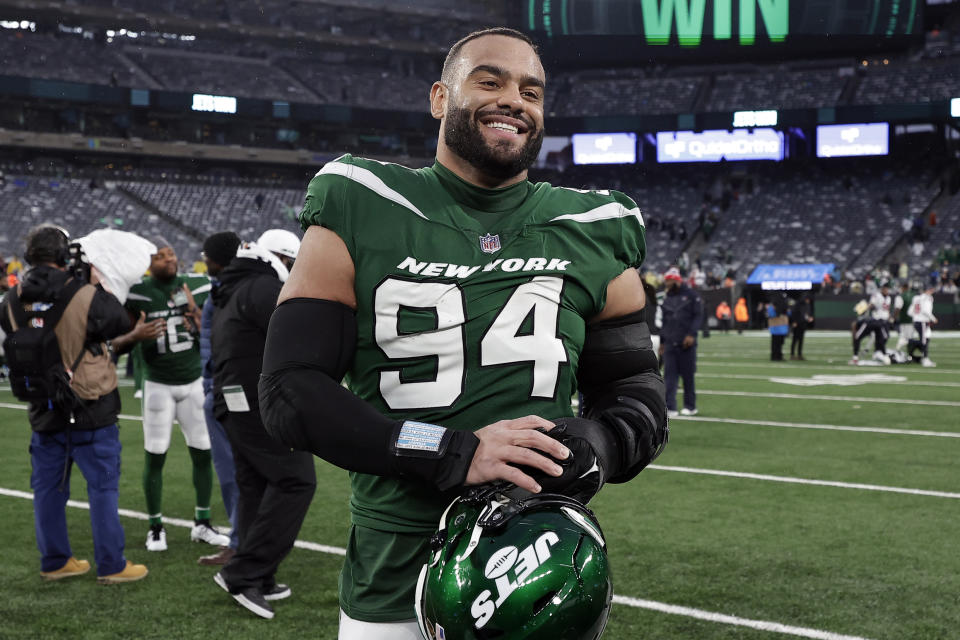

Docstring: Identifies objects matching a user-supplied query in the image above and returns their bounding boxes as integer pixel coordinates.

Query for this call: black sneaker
[262,583,291,601]
[233,586,274,619]
[213,571,230,594]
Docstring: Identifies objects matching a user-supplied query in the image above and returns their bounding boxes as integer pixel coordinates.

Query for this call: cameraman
[0,225,149,584]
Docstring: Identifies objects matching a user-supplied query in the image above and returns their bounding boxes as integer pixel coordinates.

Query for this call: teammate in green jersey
[259,28,668,639]
[125,238,230,553]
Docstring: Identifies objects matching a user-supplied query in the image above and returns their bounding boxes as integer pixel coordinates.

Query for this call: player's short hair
[440,27,539,85]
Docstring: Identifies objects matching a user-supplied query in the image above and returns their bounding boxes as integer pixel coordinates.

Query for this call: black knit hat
[202,231,240,268]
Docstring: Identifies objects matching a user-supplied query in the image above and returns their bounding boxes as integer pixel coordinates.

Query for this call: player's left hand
[682,335,695,348]
[181,284,202,332]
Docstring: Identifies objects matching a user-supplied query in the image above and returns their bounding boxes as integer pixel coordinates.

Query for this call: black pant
[220,410,316,591]
[853,319,887,356]
[907,321,931,358]
[664,345,697,411]
[771,334,785,360]
[790,326,805,356]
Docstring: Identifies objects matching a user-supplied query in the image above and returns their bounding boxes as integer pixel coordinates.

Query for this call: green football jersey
[126,273,211,385]
[300,155,646,533]
[897,290,915,324]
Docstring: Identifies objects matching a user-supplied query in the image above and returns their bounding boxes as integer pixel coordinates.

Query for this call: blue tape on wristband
[396,420,447,453]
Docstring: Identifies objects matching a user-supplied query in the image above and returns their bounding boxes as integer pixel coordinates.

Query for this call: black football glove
[515,418,609,504]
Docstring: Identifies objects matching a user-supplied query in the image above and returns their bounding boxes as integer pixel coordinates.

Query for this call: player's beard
[150,262,177,282]
[444,106,543,182]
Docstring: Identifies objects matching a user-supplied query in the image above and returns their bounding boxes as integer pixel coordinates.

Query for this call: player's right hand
[466,415,570,493]
[132,311,165,341]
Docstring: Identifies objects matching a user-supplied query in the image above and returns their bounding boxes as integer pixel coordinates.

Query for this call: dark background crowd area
[0,0,959,309]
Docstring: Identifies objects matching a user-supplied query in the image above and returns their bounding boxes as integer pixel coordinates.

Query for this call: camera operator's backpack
[3,278,85,408]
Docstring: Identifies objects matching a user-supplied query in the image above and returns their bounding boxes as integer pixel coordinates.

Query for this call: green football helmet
[415,484,612,640]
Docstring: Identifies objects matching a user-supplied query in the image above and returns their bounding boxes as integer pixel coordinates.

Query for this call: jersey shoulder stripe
[548,201,644,227]
[315,156,427,220]
[126,292,151,302]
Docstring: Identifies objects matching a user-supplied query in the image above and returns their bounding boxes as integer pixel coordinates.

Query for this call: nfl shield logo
[479,233,501,254]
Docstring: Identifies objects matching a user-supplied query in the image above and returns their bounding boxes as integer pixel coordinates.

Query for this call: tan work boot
[41,557,90,581]
[97,560,149,585]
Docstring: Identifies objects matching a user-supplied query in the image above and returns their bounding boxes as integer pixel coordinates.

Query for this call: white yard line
[648,465,960,499]
[613,596,876,640]
[0,402,147,423]
[696,372,960,388]
[672,415,959,437]
[696,361,960,375]
[712,331,960,340]
[697,390,960,407]
[0,486,876,640]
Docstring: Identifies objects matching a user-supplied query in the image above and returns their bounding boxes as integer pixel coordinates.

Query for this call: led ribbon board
[656,128,783,162]
[816,123,889,158]
[518,1,922,63]
[747,263,835,290]
[191,94,237,114]
[572,132,637,164]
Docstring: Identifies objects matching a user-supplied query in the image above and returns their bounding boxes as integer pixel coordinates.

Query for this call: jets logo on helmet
[471,531,560,629]
[415,484,612,640]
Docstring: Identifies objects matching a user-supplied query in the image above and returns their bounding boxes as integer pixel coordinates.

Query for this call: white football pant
[141,377,210,453]
[338,610,423,640]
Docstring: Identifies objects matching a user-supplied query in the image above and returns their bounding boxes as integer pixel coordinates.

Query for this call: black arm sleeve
[575,310,669,483]
[88,287,133,342]
[258,298,479,492]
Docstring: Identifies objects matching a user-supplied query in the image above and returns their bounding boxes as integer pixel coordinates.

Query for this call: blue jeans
[204,389,239,548]
[30,425,127,576]
[664,346,697,412]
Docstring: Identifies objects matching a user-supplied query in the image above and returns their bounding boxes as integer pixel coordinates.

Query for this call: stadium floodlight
[952,98,960,118]
[816,123,889,158]
[191,94,237,114]
[733,110,777,127]
[572,132,637,165]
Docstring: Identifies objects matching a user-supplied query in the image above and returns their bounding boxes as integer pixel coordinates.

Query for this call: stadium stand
[855,54,960,105]
[690,159,940,279]
[0,31,139,87]
[277,57,433,110]
[119,180,303,252]
[551,69,703,117]
[0,175,195,258]
[126,46,320,103]
[706,66,848,111]
[0,154,948,282]
[0,4,957,287]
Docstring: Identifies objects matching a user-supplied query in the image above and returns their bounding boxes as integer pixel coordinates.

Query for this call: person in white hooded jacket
[907,284,938,367]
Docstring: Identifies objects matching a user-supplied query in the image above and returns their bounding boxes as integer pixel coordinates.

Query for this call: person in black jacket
[658,266,703,417]
[210,233,316,620]
[0,225,151,584]
[790,294,814,360]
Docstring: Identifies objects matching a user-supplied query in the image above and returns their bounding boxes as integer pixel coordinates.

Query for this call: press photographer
[0,224,156,584]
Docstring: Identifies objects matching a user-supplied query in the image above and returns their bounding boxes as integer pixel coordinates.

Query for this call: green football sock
[188,447,213,519]
[143,451,167,525]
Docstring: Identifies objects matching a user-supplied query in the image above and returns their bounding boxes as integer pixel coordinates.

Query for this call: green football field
[0,331,957,639]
